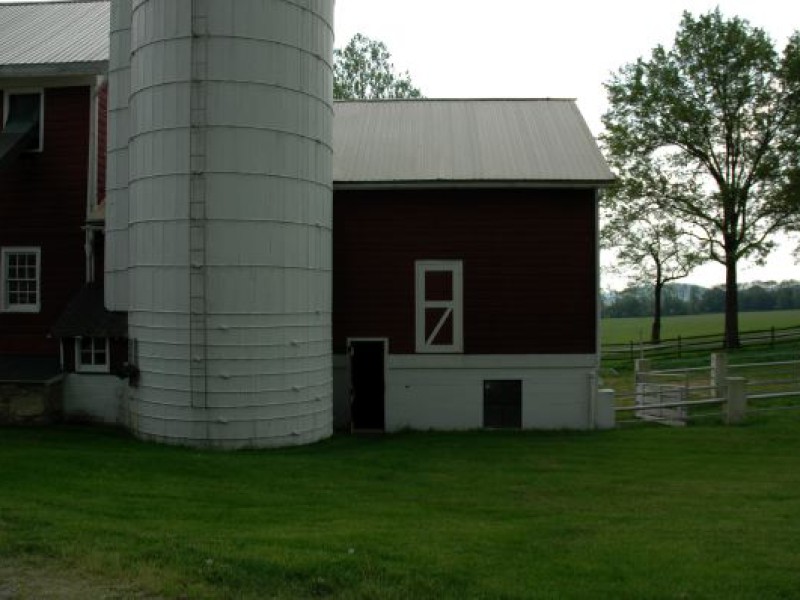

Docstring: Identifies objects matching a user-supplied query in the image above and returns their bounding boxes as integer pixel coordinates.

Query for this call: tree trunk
[651,282,663,344]
[724,256,740,348]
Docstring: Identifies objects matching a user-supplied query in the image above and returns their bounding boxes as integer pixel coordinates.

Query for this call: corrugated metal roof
[333,99,614,186]
[0,1,109,76]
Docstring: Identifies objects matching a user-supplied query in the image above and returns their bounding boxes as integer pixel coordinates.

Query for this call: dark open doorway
[349,339,386,431]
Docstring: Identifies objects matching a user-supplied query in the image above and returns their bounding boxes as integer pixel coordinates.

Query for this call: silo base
[125,400,333,450]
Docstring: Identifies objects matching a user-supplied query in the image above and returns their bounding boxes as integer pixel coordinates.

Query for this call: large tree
[602,174,703,343]
[334,34,422,100]
[603,10,800,348]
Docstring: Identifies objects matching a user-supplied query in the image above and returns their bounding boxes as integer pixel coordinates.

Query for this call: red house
[0,1,118,421]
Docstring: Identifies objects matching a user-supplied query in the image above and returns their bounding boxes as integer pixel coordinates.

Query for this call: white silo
[126,0,334,447]
[104,0,131,310]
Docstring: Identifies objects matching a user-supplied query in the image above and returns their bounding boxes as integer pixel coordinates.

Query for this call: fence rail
[612,355,800,426]
[602,325,800,362]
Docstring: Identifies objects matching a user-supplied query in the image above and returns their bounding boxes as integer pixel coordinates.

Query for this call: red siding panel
[0,86,91,355]
[333,188,598,355]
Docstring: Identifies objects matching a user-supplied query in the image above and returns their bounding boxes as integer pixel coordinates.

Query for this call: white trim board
[332,354,598,369]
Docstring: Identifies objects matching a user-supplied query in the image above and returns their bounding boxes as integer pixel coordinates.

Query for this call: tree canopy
[602,9,800,347]
[602,174,703,342]
[333,34,422,100]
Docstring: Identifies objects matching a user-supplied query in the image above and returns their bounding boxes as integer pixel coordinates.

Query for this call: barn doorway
[348,339,386,431]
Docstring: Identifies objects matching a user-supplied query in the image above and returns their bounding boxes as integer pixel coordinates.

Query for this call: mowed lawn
[2,422,800,599]
[601,310,800,345]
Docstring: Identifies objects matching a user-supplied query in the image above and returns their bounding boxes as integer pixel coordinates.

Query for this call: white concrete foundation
[334,354,602,431]
[63,374,128,425]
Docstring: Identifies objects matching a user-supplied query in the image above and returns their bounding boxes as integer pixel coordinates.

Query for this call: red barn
[332,100,614,430]
[0,2,616,434]
[0,1,119,421]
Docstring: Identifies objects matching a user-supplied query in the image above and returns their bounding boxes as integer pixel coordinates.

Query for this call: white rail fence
[610,354,800,426]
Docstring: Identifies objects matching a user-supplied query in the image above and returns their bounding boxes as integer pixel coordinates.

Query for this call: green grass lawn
[3,422,800,598]
[601,310,800,345]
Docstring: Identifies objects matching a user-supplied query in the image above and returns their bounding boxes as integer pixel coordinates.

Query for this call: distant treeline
[603,281,800,318]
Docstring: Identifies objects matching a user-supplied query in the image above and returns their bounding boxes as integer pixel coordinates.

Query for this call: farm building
[332,99,614,431]
[0,0,615,445]
[0,1,120,423]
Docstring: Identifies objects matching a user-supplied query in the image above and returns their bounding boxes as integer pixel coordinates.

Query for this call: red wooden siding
[332,188,598,355]
[0,86,91,355]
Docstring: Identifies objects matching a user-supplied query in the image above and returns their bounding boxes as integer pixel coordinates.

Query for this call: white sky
[4,0,798,287]
[335,0,800,288]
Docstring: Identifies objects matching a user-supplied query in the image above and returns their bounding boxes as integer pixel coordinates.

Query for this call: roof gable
[334,99,614,186]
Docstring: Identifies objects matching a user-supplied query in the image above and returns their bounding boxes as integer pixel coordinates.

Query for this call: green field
[2,423,800,599]
[601,310,800,345]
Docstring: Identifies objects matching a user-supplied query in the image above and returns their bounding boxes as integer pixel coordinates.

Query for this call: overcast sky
[3,0,798,287]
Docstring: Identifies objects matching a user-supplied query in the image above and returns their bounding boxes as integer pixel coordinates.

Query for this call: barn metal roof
[0,1,109,77]
[333,99,614,186]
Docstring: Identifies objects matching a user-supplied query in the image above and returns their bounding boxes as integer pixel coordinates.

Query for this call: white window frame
[415,260,463,353]
[75,336,110,373]
[2,88,44,152]
[1,247,41,313]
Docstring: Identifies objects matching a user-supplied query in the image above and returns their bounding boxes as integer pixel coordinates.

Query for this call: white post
[635,358,651,407]
[711,353,727,399]
[725,377,747,425]
[596,389,616,429]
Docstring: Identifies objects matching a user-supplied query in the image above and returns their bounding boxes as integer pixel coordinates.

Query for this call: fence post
[596,389,616,429]
[711,353,727,399]
[725,377,747,425]
[635,358,650,407]
[678,335,682,358]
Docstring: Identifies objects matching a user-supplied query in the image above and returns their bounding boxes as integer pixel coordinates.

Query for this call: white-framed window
[2,89,44,152]
[75,337,110,373]
[1,247,41,313]
[415,260,463,353]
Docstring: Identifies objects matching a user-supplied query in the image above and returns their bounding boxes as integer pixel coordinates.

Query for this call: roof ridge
[0,1,109,5]
[334,97,577,103]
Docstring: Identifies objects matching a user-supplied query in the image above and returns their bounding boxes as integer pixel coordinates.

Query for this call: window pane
[9,94,40,122]
[8,94,41,151]
[4,251,39,307]
[425,270,452,301]
[78,338,108,368]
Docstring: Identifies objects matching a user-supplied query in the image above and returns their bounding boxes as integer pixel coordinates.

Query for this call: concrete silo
[123,0,334,447]
[104,0,131,310]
